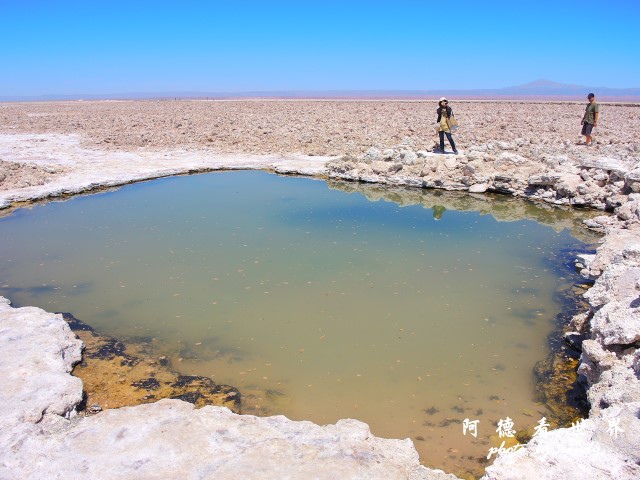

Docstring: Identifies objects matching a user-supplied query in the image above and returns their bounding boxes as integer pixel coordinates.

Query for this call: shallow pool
[0,171,599,476]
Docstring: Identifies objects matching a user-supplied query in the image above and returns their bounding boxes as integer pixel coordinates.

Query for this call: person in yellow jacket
[435,97,458,154]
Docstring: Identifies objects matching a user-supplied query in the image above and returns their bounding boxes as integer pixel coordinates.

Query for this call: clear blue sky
[1,0,638,95]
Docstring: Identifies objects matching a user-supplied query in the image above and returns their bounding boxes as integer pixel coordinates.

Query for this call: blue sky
[1,0,638,95]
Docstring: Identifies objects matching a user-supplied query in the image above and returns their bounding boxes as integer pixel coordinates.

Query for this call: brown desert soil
[1,99,638,159]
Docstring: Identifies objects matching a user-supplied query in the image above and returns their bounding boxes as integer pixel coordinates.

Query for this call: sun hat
[439,97,448,102]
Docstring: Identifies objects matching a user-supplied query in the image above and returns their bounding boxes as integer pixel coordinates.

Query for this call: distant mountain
[1,80,639,102]
[430,79,640,99]
[498,79,640,97]
[503,79,587,93]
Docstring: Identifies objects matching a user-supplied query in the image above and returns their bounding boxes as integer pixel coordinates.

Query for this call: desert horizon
[3,79,640,103]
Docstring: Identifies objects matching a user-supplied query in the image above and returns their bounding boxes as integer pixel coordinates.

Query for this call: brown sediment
[531,281,592,433]
[61,312,241,413]
[234,386,293,417]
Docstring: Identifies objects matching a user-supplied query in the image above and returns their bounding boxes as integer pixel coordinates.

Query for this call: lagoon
[0,171,599,476]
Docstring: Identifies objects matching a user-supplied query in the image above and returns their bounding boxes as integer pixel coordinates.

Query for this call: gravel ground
[1,100,638,159]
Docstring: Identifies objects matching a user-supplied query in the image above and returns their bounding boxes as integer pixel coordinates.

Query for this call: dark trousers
[439,131,456,151]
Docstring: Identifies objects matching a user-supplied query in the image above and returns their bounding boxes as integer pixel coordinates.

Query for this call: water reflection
[327,180,603,245]
[432,205,446,221]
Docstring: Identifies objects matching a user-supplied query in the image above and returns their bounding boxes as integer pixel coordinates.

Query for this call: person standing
[581,93,599,146]
[436,97,458,154]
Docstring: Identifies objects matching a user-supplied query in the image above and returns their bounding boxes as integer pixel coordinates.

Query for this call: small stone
[528,174,560,186]
[443,157,457,170]
[382,148,395,160]
[400,150,418,165]
[468,183,488,193]
[362,147,381,163]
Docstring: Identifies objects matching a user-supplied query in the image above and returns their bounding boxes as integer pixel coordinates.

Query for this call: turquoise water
[0,171,598,475]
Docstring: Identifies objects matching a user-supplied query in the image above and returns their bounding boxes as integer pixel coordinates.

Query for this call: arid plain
[1,99,638,156]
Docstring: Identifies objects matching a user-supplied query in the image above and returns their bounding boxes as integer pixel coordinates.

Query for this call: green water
[0,171,599,476]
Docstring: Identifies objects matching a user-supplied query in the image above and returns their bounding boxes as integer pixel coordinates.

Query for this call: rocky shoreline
[1,100,639,479]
